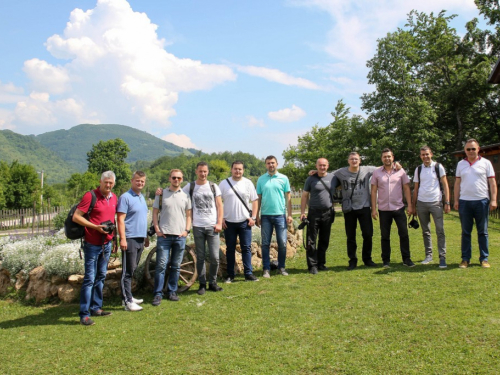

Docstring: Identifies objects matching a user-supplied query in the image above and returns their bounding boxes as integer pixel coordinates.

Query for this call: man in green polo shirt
[256,155,293,278]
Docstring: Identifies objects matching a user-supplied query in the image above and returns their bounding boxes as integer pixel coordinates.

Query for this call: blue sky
[0,0,482,164]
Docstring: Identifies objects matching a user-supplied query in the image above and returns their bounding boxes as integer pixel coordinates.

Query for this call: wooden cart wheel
[144,244,197,293]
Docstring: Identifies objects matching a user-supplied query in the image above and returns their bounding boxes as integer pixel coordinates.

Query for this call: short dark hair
[131,170,146,179]
[348,152,360,158]
[381,148,393,156]
[231,160,245,168]
[196,161,209,169]
[420,146,432,153]
[265,155,277,163]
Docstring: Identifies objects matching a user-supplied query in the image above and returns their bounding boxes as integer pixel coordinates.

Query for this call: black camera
[100,220,116,234]
[147,224,156,237]
[408,216,419,230]
[298,217,309,230]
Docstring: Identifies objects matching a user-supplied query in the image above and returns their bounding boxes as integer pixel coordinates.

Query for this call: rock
[107,257,121,270]
[51,275,66,285]
[0,269,11,296]
[68,274,84,285]
[104,279,121,296]
[25,267,52,303]
[58,284,78,303]
[15,271,29,291]
[251,256,262,270]
[50,284,59,297]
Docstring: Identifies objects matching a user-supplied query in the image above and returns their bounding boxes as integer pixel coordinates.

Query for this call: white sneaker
[263,270,271,278]
[124,301,143,312]
[279,268,289,276]
[121,297,143,306]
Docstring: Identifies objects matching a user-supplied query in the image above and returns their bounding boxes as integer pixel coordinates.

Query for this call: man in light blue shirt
[256,155,293,278]
[117,171,149,312]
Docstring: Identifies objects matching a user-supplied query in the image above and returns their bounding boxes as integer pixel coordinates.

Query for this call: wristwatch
[251,217,256,221]
[185,229,191,234]
[444,202,450,205]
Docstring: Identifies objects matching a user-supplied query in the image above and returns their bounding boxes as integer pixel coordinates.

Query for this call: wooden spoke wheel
[144,244,197,293]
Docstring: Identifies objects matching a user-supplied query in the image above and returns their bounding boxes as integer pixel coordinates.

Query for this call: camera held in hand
[147,224,156,237]
[408,216,419,230]
[100,220,116,234]
[298,217,309,230]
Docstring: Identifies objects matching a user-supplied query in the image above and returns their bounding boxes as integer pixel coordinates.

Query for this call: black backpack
[189,181,216,200]
[64,191,97,240]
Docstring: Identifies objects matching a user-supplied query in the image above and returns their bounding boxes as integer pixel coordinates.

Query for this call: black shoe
[152,295,162,306]
[90,309,112,317]
[364,260,377,267]
[403,259,416,267]
[309,267,318,274]
[347,262,357,270]
[208,283,223,292]
[167,293,179,302]
[244,274,259,282]
[318,265,328,271]
[197,283,206,295]
[80,317,95,326]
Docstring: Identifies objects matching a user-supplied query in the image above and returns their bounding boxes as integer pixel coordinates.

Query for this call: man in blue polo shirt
[117,171,149,312]
[256,155,293,278]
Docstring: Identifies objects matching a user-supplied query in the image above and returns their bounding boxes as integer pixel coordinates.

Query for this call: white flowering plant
[1,237,48,276]
[40,242,84,278]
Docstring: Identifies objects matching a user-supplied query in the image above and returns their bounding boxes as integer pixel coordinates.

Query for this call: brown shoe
[459,260,469,269]
[481,260,491,268]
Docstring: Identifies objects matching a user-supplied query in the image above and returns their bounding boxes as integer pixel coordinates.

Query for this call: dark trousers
[120,237,144,303]
[379,207,411,263]
[344,207,373,265]
[224,220,253,278]
[306,208,334,269]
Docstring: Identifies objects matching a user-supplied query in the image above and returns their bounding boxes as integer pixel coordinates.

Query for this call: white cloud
[0,81,25,104]
[2,0,236,133]
[162,133,198,149]
[291,0,477,71]
[246,116,266,128]
[268,105,306,123]
[237,65,321,90]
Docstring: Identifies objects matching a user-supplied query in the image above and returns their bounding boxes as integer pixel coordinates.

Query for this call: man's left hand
[287,215,293,224]
[155,187,162,196]
[490,201,498,211]
[214,223,222,233]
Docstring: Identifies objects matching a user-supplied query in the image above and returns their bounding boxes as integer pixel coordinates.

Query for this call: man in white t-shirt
[454,139,497,268]
[183,162,224,294]
[219,161,259,283]
[412,146,450,268]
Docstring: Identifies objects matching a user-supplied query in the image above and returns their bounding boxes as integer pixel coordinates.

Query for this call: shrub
[52,209,70,230]
[1,237,47,276]
[40,242,84,278]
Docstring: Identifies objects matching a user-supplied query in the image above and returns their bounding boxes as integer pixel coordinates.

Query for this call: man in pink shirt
[371,148,415,268]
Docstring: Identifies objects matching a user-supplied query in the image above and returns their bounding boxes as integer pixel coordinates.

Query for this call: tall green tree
[87,138,130,192]
[4,161,40,209]
[361,10,500,172]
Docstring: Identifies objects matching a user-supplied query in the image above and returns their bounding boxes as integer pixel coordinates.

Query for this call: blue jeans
[459,199,490,262]
[193,226,220,285]
[261,215,287,270]
[154,235,186,296]
[224,220,253,278]
[79,241,112,319]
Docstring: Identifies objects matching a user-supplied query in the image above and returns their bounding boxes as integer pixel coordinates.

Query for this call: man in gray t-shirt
[334,152,378,270]
[151,169,192,306]
[300,158,337,273]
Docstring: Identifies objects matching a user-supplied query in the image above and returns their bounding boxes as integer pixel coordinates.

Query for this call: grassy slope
[36,124,196,172]
[1,212,500,374]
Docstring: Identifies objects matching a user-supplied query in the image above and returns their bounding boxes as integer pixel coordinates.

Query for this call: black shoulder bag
[225,178,252,216]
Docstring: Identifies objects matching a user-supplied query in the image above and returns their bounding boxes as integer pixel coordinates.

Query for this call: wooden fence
[0,205,66,234]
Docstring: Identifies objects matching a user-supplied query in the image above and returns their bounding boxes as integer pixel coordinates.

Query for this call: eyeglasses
[171,177,182,180]
[466,148,477,151]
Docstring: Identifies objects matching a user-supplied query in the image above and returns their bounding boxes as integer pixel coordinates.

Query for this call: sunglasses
[171,176,182,180]
[466,148,477,151]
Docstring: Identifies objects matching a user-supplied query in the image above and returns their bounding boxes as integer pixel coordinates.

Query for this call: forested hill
[35,124,197,172]
[0,130,78,183]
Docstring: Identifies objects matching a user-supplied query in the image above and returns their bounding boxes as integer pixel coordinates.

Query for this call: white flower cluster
[40,242,84,278]
[1,237,47,276]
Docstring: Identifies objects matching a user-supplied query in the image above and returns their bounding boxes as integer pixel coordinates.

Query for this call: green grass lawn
[1,212,500,374]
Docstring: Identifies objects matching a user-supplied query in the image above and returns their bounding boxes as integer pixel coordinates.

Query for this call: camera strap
[315,174,334,205]
[225,178,252,215]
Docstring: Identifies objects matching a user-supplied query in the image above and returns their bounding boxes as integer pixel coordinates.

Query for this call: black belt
[309,207,332,214]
